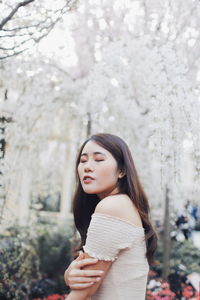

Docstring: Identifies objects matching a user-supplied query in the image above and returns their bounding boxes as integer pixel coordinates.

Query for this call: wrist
[67,290,89,300]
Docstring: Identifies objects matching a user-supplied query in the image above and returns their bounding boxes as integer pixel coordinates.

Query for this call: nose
[84,160,94,172]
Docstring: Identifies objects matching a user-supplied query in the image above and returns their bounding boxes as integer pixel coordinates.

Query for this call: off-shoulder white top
[83,213,149,300]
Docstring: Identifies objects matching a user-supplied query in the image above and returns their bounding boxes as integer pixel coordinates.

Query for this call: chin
[83,187,101,195]
[82,188,96,194]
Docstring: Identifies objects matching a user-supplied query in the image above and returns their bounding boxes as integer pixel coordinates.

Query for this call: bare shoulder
[95,194,143,227]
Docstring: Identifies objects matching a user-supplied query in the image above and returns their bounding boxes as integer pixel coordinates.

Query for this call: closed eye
[80,159,104,163]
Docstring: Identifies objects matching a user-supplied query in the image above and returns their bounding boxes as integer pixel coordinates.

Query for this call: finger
[79,251,85,259]
[75,258,98,268]
[75,251,84,261]
[71,282,95,289]
[72,269,104,277]
[71,276,101,283]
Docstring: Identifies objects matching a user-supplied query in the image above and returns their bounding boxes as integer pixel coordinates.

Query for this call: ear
[118,171,126,179]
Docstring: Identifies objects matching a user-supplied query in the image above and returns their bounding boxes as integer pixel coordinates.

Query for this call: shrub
[0,225,40,299]
[151,238,200,276]
[0,222,73,299]
[34,223,72,297]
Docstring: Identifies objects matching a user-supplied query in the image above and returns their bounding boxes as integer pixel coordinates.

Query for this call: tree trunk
[60,118,80,219]
[19,163,31,225]
[0,114,11,224]
[86,112,91,137]
[162,185,171,280]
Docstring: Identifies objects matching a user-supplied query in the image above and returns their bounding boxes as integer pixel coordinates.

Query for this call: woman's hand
[64,251,104,290]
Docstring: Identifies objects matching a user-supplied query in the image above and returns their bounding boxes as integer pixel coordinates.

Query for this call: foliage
[147,237,200,299]
[0,223,73,299]
[36,223,72,294]
[146,281,199,300]
[151,237,200,276]
[0,225,40,299]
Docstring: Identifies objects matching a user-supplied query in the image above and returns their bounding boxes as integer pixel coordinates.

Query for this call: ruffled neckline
[92,212,145,231]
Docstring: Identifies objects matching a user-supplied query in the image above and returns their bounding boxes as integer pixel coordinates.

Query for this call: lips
[83,175,95,180]
[83,175,95,184]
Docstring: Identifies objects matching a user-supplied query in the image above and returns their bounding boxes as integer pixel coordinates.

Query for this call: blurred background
[0,0,200,299]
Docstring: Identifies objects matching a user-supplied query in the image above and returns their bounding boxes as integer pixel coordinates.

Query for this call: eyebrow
[80,151,106,157]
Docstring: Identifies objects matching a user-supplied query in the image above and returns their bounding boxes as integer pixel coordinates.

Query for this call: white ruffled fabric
[83,213,149,300]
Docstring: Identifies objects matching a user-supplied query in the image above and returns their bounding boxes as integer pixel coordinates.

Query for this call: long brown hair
[72,133,158,266]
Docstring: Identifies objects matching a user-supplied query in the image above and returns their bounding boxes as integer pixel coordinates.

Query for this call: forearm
[67,290,91,300]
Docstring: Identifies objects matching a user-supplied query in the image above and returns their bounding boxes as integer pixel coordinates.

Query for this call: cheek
[99,163,118,180]
[77,164,82,177]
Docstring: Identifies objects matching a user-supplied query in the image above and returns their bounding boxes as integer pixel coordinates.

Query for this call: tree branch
[0,0,77,59]
[0,0,35,30]
[0,47,29,60]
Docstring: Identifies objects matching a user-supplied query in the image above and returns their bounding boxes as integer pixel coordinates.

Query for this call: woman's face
[78,140,122,200]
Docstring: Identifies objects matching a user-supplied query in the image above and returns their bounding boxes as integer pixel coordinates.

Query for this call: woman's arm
[64,252,104,290]
[67,253,112,300]
[67,196,135,299]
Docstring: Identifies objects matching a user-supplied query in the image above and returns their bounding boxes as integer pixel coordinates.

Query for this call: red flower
[47,295,65,300]
[160,282,170,289]
[33,295,68,300]
[146,290,156,300]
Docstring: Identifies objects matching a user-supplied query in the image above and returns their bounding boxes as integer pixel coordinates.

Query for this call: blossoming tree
[0,0,199,253]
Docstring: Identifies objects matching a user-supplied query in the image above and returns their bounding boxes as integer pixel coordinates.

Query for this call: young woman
[64,133,158,300]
